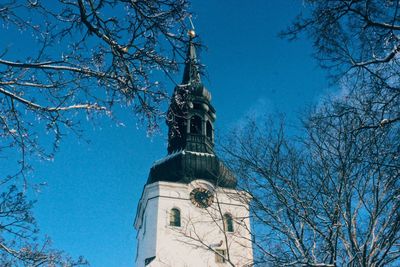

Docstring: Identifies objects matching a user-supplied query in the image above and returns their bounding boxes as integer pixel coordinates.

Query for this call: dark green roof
[147,150,236,189]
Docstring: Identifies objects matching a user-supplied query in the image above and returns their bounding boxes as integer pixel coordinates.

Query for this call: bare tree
[216,2,400,265]
[0,185,88,266]
[282,0,400,129]
[223,99,399,266]
[0,0,191,179]
[0,0,191,264]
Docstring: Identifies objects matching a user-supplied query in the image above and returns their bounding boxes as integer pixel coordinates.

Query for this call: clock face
[190,188,214,208]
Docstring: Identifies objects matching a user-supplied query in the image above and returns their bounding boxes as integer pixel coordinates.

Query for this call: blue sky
[25,1,332,266]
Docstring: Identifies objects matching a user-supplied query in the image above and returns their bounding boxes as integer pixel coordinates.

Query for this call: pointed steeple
[181,30,201,85]
[146,29,237,189]
[164,29,215,155]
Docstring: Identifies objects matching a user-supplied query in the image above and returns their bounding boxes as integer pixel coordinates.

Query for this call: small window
[190,115,202,134]
[223,213,234,232]
[215,249,226,263]
[170,208,181,227]
[206,120,213,140]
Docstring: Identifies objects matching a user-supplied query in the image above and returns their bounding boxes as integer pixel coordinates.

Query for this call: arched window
[170,208,181,227]
[206,120,213,140]
[190,115,202,134]
[223,213,234,232]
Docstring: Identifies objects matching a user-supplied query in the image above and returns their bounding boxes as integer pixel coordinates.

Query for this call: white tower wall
[134,180,253,267]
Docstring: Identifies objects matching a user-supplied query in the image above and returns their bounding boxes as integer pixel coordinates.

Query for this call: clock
[190,188,214,208]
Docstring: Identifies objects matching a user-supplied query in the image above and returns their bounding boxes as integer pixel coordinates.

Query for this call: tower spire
[181,29,201,85]
[145,28,236,189]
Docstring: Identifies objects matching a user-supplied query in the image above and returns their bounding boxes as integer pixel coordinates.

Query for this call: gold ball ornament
[188,29,196,38]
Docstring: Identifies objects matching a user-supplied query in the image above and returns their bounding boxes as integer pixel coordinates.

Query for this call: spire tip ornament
[188,29,196,38]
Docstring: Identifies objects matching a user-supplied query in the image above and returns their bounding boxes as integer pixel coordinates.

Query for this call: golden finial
[188,29,196,38]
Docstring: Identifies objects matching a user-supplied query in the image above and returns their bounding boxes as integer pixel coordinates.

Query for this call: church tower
[134,31,253,267]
